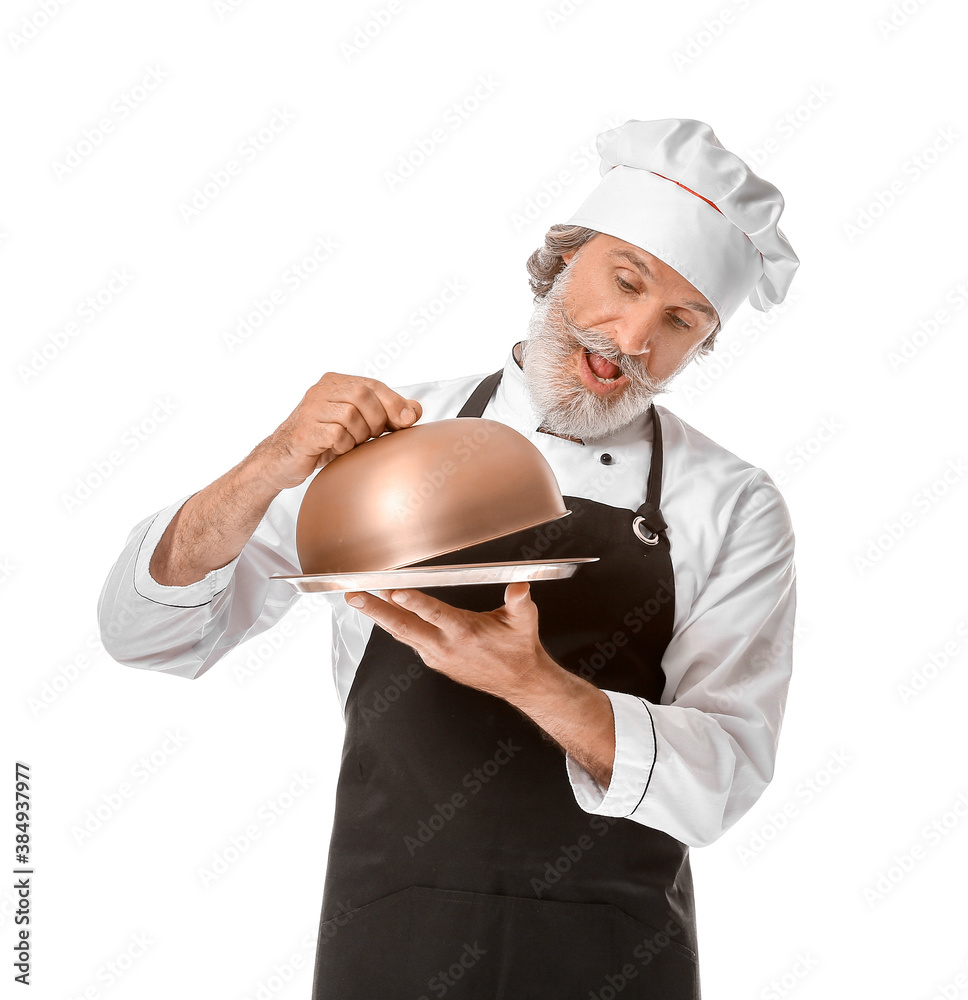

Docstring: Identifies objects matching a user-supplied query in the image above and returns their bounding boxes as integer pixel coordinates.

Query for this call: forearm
[149,456,282,587]
[507,652,616,791]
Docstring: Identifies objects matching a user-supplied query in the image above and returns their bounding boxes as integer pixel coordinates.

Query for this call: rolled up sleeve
[564,471,797,848]
[97,486,306,680]
[131,494,242,608]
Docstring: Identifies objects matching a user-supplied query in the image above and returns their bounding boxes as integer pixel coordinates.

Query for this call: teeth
[584,350,621,384]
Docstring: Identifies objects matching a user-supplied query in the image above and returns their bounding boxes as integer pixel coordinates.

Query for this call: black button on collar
[600,453,614,465]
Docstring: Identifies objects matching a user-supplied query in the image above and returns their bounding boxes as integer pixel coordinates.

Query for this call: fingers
[251,373,424,491]
[284,374,423,468]
[344,590,438,648]
[311,373,422,436]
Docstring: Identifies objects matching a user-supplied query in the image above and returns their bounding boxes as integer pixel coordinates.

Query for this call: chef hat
[565,118,799,326]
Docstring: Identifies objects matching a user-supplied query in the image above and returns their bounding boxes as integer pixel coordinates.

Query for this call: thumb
[503,581,533,613]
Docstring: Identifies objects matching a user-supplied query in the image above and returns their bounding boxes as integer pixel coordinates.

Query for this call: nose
[610,300,667,358]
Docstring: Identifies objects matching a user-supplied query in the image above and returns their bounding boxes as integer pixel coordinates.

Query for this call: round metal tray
[270,557,598,594]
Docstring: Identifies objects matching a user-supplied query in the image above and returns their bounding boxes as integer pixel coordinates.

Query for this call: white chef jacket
[97,342,797,849]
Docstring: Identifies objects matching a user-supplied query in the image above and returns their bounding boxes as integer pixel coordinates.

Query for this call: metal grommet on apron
[311,370,700,1000]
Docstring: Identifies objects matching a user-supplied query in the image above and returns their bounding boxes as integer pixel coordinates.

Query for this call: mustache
[551,301,661,394]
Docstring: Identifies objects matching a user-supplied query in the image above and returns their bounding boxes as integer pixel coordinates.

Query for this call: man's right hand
[248,372,424,492]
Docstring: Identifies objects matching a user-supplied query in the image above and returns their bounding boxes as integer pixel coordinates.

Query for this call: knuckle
[343,381,372,404]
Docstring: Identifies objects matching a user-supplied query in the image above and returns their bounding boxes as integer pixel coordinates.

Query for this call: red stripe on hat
[651,172,723,215]
[654,170,756,249]
[607,164,757,250]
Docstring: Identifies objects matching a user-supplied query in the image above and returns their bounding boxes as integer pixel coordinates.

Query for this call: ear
[561,249,575,265]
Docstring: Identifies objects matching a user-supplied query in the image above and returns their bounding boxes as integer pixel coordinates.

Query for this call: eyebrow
[605,249,717,319]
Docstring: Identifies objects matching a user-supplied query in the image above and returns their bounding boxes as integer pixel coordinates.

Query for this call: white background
[4,0,968,997]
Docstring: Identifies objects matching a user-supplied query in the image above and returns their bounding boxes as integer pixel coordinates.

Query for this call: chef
[98,118,799,998]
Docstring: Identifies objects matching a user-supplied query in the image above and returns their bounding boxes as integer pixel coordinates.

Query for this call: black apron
[311,369,700,999]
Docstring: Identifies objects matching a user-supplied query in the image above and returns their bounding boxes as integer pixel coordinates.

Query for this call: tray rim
[269,557,599,592]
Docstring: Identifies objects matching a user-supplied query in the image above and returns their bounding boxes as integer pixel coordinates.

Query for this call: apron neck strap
[636,403,667,534]
[456,369,504,419]
[455,368,667,534]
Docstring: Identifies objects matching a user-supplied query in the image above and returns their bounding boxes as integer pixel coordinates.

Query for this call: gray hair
[526,224,720,357]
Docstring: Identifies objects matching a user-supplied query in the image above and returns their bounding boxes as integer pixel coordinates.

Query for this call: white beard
[521,264,698,441]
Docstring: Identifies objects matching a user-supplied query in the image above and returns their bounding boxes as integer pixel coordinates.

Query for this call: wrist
[506,653,616,790]
[505,648,572,714]
[234,451,287,503]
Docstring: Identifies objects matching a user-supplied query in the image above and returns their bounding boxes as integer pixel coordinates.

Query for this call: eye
[669,314,691,330]
[614,275,638,294]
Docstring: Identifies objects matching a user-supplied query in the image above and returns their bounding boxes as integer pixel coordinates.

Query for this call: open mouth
[579,348,628,394]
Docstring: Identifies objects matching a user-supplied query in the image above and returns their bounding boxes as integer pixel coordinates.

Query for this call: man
[98,118,799,998]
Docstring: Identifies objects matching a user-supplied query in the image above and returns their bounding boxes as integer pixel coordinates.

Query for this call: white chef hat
[565,118,799,326]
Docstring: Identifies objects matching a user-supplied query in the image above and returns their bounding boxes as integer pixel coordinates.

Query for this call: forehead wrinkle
[605,248,655,281]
